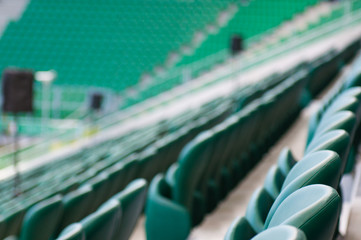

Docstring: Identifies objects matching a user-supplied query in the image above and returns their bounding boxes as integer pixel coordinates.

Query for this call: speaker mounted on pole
[2,68,34,113]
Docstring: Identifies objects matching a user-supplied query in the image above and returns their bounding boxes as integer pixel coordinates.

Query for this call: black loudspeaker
[2,69,34,113]
[90,93,103,111]
[230,34,244,55]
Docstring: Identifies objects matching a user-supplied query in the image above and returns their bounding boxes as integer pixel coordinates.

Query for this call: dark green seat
[81,199,121,240]
[19,194,64,240]
[173,130,214,224]
[3,208,26,238]
[111,178,147,240]
[106,162,127,199]
[322,96,359,119]
[251,225,307,240]
[314,111,356,138]
[57,184,93,234]
[277,148,297,177]
[0,216,7,239]
[145,174,191,240]
[263,166,284,199]
[86,172,110,212]
[225,216,257,240]
[305,109,321,145]
[267,185,341,240]
[305,129,350,162]
[245,188,274,233]
[165,163,179,187]
[57,223,85,240]
[264,151,341,228]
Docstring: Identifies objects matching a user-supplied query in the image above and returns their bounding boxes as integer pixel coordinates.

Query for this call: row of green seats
[0,100,233,238]
[226,82,361,239]
[144,41,361,239]
[1,179,147,240]
[145,69,308,240]
[226,184,340,240]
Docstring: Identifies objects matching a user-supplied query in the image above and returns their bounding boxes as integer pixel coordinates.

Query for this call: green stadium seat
[245,188,275,233]
[305,130,350,163]
[18,194,64,240]
[322,97,359,119]
[80,199,121,240]
[145,174,191,240]
[57,184,93,234]
[277,148,297,177]
[251,225,307,240]
[225,216,257,240]
[110,178,147,240]
[3,209,25,238]
[0,216,6,239]
[263,166,285,200]
[264,151,341,228]
[314,111,356,138]
[57,223,85,240]
[267,185,341,240]
[86,172,111,212]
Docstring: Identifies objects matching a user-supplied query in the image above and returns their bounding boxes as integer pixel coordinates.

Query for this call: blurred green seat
[251,225,307,240]
[225,216,257,240]
[314,111,356,138]
[18,194,64,240]
[264,151,341,227]
[245,188,274,233]
[57,223,84,240]
[111,179,147,240]
[57,185,93,234]
[81,199,121,240]
[145,174,191,240]
[277,148,297,177]
[263,166,285,200]
[86,172,111,212]
[305,130,350,163]
[267,185,341,240]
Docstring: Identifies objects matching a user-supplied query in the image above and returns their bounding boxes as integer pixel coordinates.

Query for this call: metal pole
[12,113,21,197]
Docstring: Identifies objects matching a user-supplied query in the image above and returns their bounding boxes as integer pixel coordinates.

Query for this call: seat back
[19,194,64,240]
[173,131,214,215]
[0,216,6,239]
[145,174,191,240]
[251,225,307,240]
[305,130,349,163]
[225,216,257,240]
[263,166,284,199]
[87,172,110,212]
[268,185,341,240]
[81,199,121,240]
[57,223,85,240]
[265,151,341,228]
[322,96,358,118]
[111,179,148,240]
[58,184,93,234]
[277,148,297,177]
[314,111,356,138]
[245,188,274,233]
